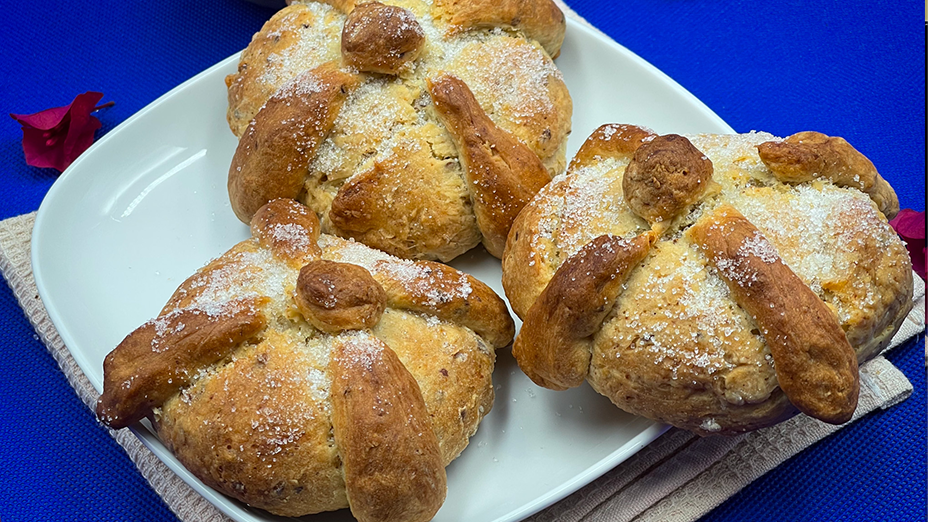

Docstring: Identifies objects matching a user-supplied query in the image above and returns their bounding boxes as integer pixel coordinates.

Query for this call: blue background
[0,1,924,521]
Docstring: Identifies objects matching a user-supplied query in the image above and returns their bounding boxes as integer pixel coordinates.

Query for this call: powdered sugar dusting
[268,222,312,252]
[161,244,297,336]
[449,31,562,123]
[311,76,418,179]
[739,231,780,264]
[337,330,383,371]
[379,258,474,306]
[689,132,778,182]
[197,248,288,307]
[735,183,871,295]
[596,242,772,395]
[320,234,475,307]
[256,2,344,88]
[273,70,325,101]
[524,156,647,267]
[319,235,394,270]
[594,242,774,405]
[555,159,643,257]
[733,181,902,331]
[305,367,330,402]
[172,335,334,466]
[558,167,611,254]
[638,249,740,362]
[703,225,783,288]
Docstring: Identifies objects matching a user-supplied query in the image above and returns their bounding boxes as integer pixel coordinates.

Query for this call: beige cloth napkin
[0,8,924,522]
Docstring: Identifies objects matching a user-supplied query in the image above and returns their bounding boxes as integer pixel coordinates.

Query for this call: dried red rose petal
[889,208,926,280]
[10,92,111,173]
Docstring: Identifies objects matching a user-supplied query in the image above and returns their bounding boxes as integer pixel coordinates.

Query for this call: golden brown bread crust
[331,334,446,522]
[569,123,656,171]
[369,308,495,464]
[587,240,800,435]
[374,258,515,348]
[431,0,566,58]
[513,233,653,391]
[428,74,552,258]
[96,299,267,429]
[443,35,573,174]
[159,241,264,313]
[689,205,859,424]
[341,2,425,75]
[500,174,571,318]
[295,260,387,333]
[225,0,571,261]
[503,126,913,435]
[225,3,345,137]
[326,140,481,262]
[756,131,899,219]
[228,63,359,223]
[623,134,713,224]
[304,0,357,12]
[251,196,323,265]
[99,198,511,517]
[157,330,349,516]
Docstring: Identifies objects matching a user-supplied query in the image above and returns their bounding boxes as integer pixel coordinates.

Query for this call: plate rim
[31,50,244,394]
[30,16,731,522]
[571,21,734,135]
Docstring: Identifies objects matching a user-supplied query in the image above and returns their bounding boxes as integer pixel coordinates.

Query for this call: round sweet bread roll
[502,124,913,435]
[225,0,572,261]
[96,199,514,519]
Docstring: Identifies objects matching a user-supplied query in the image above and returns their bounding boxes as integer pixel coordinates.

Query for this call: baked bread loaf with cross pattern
[96,198,514,519]
[502,124,912,435]
[226,0,572,261]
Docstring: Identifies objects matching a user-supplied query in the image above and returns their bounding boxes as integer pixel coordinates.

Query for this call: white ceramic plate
[32,19,733,522]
